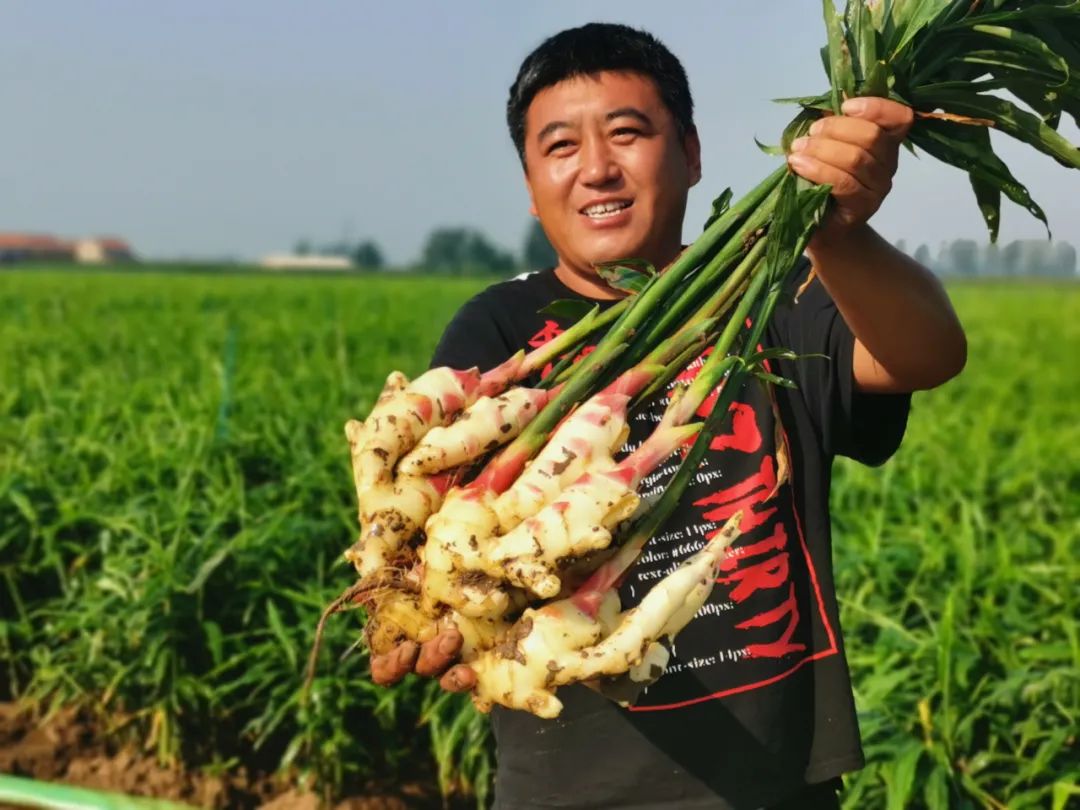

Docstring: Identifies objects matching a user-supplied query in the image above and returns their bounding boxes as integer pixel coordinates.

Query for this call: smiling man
[370,23,966,810]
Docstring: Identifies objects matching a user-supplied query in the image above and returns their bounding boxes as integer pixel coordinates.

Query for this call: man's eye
[612,127,642,141]
[546,139,574,154]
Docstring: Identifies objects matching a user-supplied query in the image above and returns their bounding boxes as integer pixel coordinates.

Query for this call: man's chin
[581,238,654,268]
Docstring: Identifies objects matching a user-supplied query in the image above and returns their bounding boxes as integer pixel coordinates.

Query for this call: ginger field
[1,268,1077,809]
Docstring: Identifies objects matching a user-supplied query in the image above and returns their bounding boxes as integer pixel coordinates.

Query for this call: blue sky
[4,2,1077,263]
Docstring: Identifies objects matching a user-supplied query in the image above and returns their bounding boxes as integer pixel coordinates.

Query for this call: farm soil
[0,703,459,809]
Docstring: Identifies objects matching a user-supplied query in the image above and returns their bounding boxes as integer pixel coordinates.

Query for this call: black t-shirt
[429,264,911,810]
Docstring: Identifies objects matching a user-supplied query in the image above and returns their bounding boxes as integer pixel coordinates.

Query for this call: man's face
[522,70,701,275]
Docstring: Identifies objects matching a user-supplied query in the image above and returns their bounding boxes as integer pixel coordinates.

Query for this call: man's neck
[553,246,683,301]
[553,263,624,300]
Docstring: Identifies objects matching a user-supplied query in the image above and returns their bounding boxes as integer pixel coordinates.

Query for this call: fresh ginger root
[472,421,701,599]
[363,589,440,656]
[344,354,537,577]
[398,387,553,476]
[322,354,754,720]
[492,391,632,532]
[350,367,482,494]
[345,471,450,577]
[465,514,743,718]
[418,389,639,616]
[419,484,513,619]
[486,468,642,598]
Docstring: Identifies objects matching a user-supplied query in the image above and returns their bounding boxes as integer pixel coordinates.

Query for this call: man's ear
[684,128,702,187]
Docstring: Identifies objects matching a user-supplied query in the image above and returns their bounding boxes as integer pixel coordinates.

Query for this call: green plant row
[1,270,1077,807]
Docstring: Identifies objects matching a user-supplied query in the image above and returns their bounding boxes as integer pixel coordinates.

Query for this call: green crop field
[1,268,1077,809]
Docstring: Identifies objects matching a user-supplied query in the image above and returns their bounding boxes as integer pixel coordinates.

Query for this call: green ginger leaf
[959,48,1069,87]
[971,23,1070,74]
[888,0,951,63]
[782,107,821,154]
[912,86,1080,168]
[946,0,1080,29]
[909,118,1050,237]
[753,370,799,389]
[754,139,785,157]
[847,0,880,88]
[773,93,833,109]
[765,171,832,292]
[1006,80,1065,129]
[870,0,893,38]
[1028,19,1080,126]
[823,0,856,112]
[595,259,656,295]
[539,300,596,321]
[703,188,734,230]
[765,172,801,286]
[969,175,1002,243]
[1028,15,1080,69]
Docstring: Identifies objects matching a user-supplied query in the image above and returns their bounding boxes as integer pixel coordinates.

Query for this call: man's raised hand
[786,97,914,239]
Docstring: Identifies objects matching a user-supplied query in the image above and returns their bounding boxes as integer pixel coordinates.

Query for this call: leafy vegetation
[0,269,493,803]
[835,282,1080,809]
[0,268,1075,808]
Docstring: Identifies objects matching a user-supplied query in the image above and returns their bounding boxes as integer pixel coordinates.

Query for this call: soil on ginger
[0,703,462,810]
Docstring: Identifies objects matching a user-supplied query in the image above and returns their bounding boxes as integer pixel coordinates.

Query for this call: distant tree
[422,228,466,272]
[1001,240,1024,276]
[322,241,353,258]
[983,242,1001,276]
[294,239,312,256]
[913,243,932,268]
[465,231,516,275]
[947,239,979,277]
[421,227,516,275]
[1055,242,1078,277]
[918,238,1076,279]
[1015,240,1078,277]
[894,238,908,255]
[353,240,385,270]
[523,219,558,270]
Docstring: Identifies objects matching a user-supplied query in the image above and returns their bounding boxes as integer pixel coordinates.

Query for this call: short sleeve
[429,292,518,372]
[768,260,911,466]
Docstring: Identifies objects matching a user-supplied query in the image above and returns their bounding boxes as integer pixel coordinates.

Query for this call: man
[372,23,966,809]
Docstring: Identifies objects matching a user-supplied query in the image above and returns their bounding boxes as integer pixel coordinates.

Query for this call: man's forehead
[525,71,664,129]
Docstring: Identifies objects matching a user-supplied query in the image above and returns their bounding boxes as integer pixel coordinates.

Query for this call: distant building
[0,232,136,264]
[74,237,136,264]
[0,233,75,263]
[258,254,354,271]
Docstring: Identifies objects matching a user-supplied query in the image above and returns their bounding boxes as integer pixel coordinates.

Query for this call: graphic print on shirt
[526,320,840,711]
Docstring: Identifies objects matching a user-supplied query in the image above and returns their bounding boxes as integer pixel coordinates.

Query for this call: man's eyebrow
[605,107,653,127]
[536,120,572,143]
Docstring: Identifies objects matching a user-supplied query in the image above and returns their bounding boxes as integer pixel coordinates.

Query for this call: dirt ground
[0,703,460,809]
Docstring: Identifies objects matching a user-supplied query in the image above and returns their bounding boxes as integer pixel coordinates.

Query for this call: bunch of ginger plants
[312,0,1080,720]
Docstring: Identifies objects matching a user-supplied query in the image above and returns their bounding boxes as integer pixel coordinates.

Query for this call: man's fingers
[370,631,465,685]
[439,664,478,693]
[370,641,419,686]
[790,137,892,194]
[370,653,396,685]
[415,629,464,677]
[840,97,914,139]
[788,152,873,199]
[809,114,879,146]
[806,116,899,175]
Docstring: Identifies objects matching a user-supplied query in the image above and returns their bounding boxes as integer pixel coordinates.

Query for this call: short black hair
[507,22,695,164]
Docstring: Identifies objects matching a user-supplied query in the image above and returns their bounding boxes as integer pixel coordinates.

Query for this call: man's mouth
[581,200,633,220]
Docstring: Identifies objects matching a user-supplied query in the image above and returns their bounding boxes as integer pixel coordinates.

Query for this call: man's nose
[579,137,620,186]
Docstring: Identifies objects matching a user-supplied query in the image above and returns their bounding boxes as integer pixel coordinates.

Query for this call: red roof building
[0,232,135,264]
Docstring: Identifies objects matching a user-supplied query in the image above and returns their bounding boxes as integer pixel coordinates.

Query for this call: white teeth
[583,201,631,218]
